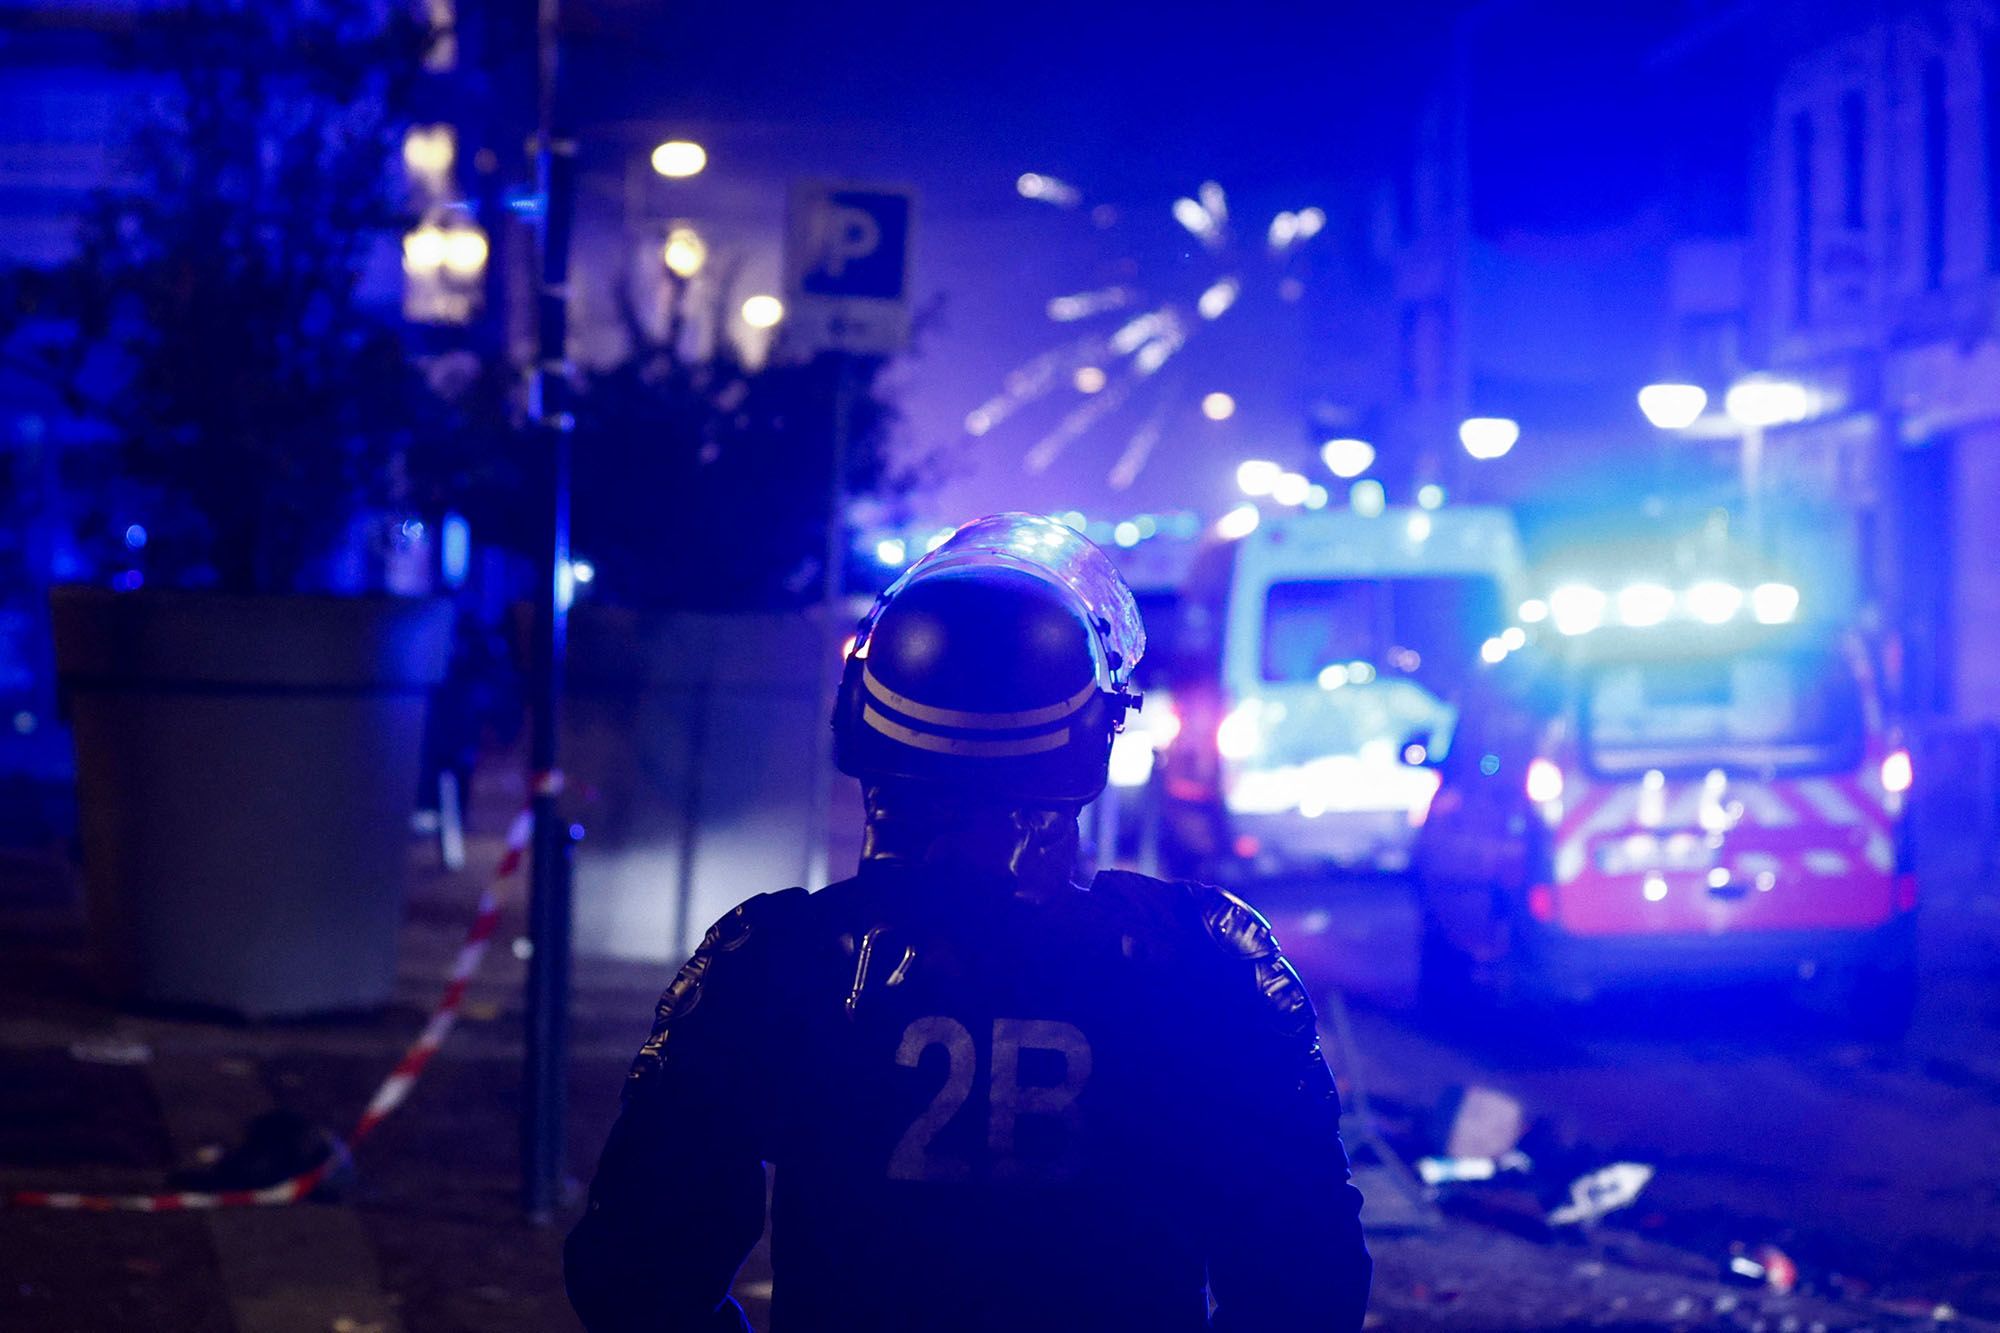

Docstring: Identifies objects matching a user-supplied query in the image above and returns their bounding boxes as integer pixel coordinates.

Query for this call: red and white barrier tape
[7,778,555,1213]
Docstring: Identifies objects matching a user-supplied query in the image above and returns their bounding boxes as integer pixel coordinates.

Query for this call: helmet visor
[867,514,1145,687]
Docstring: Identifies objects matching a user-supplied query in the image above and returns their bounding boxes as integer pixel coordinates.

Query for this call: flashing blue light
[441,512,471,588]
[123,523,148,550]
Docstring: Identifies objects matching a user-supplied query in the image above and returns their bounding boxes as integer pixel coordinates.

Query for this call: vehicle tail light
[1527,884,1556,923]
[1525,757,1565,805]
[1880,748,1913,795]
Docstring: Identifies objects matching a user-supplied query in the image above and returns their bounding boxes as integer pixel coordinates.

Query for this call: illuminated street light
[1216,504,1261,540]
[1319,437,1375,479]
[1724,375,1811,427]
[1637,383,1708,430]
[1236,459,1282,496]
[1459,416,1520,460]
[1073,365,1106,394]
[1201,391,1237,421]
[662,226,706,278]
[402,225,448,273]
[441,228,488,277]
[740,294,785,328]
[403,125,454,180]
[651,139,708,178]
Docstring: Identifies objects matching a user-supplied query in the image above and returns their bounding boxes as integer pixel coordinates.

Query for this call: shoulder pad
[625,887,808,1096]
[1186,881,1282,961]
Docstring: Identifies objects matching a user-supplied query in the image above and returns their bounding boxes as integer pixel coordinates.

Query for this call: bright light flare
[875,537,907,566]
[1201,391,1236,421]
[1236,459,1281,496]
[1073,365,1106,394]
[1751,581,1800,624]
[1350,479,1386,517]
[1216,700,1263,760]
[1881,748,1913,795]
[1725,375,1811,427]
[1550,584,1607,636]
[1638,383,1708,430]
[1519,598,1549,624]
[1271,472,1310,506]
[403,125,454,178]
[740,294,785,328]
[1406,512,1432,543]
[1526,757,1565,805]
[1016,172,1082,206]
[1416,483,1445,510]
[1685,580,1743,625]
[1197,278,1240,320]
[1216,503,1261,540]
[662,225,706,278]
[1459,416,1520,460]
[1173,196,1223,247]
[651,140,707,178]
[1616,582,1675,627]
[1320,437,1375,479]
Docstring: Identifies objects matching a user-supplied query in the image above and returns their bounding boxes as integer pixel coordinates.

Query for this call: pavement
[3,762,1997,1332]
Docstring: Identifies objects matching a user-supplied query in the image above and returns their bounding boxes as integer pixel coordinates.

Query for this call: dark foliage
[0,0,492,593]
[571,283,906,612]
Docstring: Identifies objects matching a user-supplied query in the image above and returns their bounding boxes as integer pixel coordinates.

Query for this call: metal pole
[805,355,856,891]
[1742,420,1764,552]
[522,0,577,1225]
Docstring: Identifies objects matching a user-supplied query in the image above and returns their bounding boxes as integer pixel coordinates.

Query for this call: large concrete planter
[50,588,452,1017]
[561,605,861,963]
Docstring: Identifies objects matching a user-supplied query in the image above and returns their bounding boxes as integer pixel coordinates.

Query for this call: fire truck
[1411,575,1917,1035]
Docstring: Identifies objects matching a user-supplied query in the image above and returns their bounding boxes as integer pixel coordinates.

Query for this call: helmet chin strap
[859,783,1082,900]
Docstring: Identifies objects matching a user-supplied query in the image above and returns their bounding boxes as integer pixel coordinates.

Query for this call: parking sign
[784,181,915,358]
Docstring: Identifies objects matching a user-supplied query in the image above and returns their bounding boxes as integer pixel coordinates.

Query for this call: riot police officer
[566,514,1370,1332]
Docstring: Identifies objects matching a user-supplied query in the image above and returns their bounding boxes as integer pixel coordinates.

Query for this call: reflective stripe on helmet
[862,705,1074,757]
[862,665,1096,732]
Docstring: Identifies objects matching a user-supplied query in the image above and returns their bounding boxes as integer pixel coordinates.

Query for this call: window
[1792,110,1815,321]
[1840,89,1867,229]
[1923,57,1948,289]
[1581,649,1864,776]
[1259,576,1502,700]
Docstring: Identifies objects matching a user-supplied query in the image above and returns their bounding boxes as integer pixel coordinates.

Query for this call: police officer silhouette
[566,514,1370,1331]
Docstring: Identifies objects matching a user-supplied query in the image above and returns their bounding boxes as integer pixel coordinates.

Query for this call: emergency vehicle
[1411,576,1917,1034]
[1155,504,1526,876]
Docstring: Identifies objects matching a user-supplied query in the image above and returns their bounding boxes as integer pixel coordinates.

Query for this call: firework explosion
[962,172,1327,492]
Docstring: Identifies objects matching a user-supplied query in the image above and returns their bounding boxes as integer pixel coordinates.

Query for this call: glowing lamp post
[1458,416,1519,461]
[650,139,707,178]
[1723,375,1810,549]
[1637,383,1708,430]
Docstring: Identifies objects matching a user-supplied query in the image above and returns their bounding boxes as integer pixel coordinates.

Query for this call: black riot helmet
[834,514,1146,807]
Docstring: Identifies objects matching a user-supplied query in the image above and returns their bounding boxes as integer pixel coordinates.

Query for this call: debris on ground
[1727,1242,1800,1294]
[1440,1084,1528,1159]
[66,1036,151,1066]
[1546,1161,1655,1226]
[167,1109,352,1199]
[1416,1150,1533,1186]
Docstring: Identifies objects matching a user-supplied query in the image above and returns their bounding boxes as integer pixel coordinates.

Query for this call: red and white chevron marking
[6,783,551,1213]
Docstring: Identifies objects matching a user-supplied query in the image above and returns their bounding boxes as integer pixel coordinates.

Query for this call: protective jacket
[565,860,1371,1331]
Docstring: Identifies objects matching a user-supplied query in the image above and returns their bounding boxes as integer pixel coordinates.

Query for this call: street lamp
[740,294,785,329]
[1723,375,1810,550]
[662,225,706,279]
[650,139,708,178]
[1320,437,1375,479]
[1637,383,1707,430]
[1458,416,1519,460]
[1236,459,1282,496]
